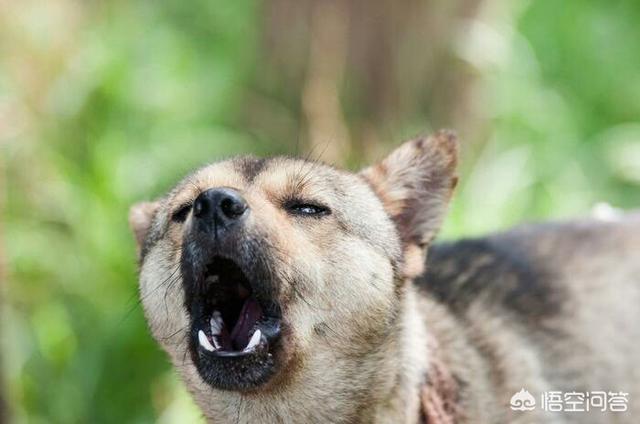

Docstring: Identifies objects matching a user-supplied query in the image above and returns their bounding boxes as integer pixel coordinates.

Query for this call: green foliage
[443,0,640,237]
[3,0,639,422]
[4,1,261,422]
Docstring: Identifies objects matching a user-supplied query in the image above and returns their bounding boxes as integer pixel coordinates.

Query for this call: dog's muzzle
[180,188,283,390]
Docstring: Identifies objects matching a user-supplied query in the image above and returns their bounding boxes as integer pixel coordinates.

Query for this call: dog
[130,131,640,423]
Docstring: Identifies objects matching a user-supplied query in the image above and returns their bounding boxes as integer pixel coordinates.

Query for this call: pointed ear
[129,201,160,253]
[360,130,458,277]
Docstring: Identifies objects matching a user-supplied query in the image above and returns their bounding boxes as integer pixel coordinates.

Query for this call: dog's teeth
[244,329,262,352]
[198,330,215,352]
[210,313,222,335]
[212,336,221,349]
[205,275,219,283]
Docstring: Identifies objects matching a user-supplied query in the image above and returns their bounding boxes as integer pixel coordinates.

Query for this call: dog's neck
[372,284,461,424]
[419,331,461,424]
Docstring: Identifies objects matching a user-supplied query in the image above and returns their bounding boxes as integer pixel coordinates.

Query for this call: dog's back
[419,212,640,423]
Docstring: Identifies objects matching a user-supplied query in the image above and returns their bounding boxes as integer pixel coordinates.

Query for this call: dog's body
[131,132,639,423]
[420,215,640,423]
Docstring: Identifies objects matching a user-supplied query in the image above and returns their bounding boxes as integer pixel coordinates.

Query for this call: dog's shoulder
[416,211,640,321]
[417,230,561,321]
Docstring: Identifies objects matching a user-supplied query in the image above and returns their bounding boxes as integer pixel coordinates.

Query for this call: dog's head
[130,132,457,395]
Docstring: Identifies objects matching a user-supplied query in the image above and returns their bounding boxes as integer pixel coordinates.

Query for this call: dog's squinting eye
[171,203,192,223]
[286,202,331,217]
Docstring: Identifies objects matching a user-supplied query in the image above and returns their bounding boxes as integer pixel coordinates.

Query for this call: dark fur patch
[139,227,162,263]
[138,206,174,263]
[238,157,268,183]
[417,237,565,322]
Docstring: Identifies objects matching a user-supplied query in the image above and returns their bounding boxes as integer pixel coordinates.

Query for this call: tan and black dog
[130,132,640,423]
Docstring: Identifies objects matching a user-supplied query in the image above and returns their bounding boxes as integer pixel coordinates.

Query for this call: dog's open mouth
[189,256,282,388]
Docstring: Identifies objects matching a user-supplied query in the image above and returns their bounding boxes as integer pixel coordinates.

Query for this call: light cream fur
[132,134,640,423]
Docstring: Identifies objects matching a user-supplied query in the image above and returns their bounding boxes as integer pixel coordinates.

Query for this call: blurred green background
[2,0,640,422]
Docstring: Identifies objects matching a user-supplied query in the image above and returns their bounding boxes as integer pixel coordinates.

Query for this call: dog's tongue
[230,298,262,350]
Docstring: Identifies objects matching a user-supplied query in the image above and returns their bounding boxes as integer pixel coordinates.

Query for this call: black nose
[193,188,248,230]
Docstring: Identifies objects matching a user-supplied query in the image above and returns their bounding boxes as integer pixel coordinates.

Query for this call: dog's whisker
[118,263,181,325]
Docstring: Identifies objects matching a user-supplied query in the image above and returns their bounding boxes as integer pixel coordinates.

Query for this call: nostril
[220,196,247,219]
[192,188,248,224]
[193,197,205,218]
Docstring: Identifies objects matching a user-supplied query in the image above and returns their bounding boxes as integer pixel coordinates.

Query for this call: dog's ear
[360,130,458,278]
[129,201,160,254]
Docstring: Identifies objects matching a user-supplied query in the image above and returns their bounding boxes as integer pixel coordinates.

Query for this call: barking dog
[130,132,640,423]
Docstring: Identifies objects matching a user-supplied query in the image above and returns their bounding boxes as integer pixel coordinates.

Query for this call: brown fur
[131,132,640,423]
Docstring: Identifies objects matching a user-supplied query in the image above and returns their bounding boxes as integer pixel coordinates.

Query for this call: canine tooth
[244,329,262,352]
[198,330,215,352]
[212,336,221,349]
[210,315,222,335]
